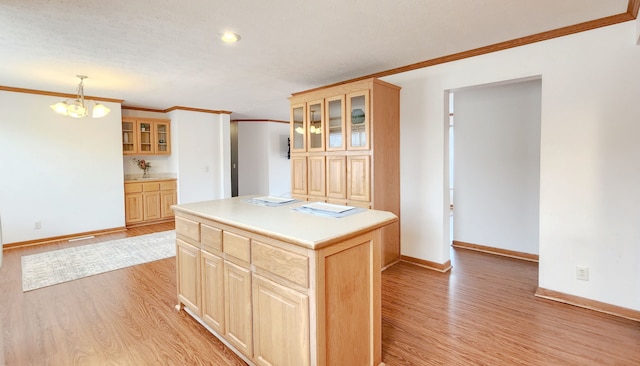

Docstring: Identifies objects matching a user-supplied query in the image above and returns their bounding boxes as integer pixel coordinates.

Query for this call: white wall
[636,15,640,45]
[383,21,640,310]
[167,110,231,203]
[454,79,541,254]
[237,122,291,197]
[0,91,124,244]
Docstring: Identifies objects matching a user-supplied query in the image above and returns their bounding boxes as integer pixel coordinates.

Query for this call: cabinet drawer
[142,182,160,191]
[223,231,250,263]
[176,216,200,243]
[124,183,143,193]
[160,180,177,191]
[252,241,308,288]
[201,224,222,253]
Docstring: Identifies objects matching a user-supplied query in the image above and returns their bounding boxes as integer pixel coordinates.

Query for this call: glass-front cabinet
[122,119,138,155]
[155,121,171,155]
[288,78,400,268]
[291,104,306,152]
[326,95,345,151]
[307,100,324,151]
[138,121,154,154]
[346,91,370,150]
[121,118,171,155]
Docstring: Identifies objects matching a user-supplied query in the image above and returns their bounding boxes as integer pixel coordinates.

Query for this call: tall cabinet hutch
[289,78,400,267]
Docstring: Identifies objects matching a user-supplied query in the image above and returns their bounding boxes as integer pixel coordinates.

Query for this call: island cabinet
[289,78,401,268]
[173,197,397,366]
[124,178,177,227]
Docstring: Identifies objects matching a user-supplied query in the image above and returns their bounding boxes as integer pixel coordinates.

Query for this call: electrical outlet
[34,221,42,230]
[576,266,589,281]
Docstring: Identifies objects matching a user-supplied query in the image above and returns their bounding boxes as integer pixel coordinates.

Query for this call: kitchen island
[172,196,397,366]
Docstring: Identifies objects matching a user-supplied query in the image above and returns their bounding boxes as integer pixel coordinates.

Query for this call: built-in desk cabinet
[124,178,177,227]
[289,78,401,267]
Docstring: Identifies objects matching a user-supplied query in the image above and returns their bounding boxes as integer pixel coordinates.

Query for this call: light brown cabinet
[307,155,325,199]
[224,260,253,357]
[122,117,171,155]
[122,119,138,154]
[326,155,346,200]
[201,250,225,334]
[325,95,345,151]
[291,156,307,196]
[289,78,401,267]
[175,216,257,359]
[124,178,177,227]
[143,191,161,221]
[252,273,309,366]
[176,238,201,314]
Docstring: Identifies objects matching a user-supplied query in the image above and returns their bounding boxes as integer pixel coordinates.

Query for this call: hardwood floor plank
[381,250,640,365]
[1,223,638,365]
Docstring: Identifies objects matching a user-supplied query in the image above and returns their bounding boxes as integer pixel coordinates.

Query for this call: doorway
[448,78,541,256]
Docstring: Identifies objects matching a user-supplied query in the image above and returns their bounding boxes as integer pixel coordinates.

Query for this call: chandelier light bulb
[49,75,110,119]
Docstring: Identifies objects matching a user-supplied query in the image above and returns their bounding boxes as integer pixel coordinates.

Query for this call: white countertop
[172,196,398,249]
[124,173,177,182]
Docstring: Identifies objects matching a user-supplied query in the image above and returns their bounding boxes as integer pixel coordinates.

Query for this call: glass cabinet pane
[348,92,369,149]
[326,96,344,150]
[308,101,324,151]
[122,120,136,154]
[139,122,153,153]
[291,105,305,151]
[156,123,169,153]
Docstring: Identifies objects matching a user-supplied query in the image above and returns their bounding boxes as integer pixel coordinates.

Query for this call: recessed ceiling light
[221,32,241,43]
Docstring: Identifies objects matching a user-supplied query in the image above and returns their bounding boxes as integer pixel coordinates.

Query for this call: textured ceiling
[0,0,631,120]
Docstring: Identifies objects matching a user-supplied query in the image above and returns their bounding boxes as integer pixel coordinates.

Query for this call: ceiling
[0,0,633,120]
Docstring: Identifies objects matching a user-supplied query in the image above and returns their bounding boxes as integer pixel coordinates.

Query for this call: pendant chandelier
[50,75,110,118]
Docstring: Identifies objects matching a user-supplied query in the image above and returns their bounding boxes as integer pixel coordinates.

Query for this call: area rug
[22,230,176,292]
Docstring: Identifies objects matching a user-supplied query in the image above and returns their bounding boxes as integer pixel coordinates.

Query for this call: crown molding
[122,105,232,115]
[231,119,289,124]
[120,105,165,113]
[0,85,124,103]
[0,87,233,115]
[164,106,232,114]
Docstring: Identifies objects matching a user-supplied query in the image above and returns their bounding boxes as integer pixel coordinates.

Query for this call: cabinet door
[326,155,346,199]
[291,103,306,152]
[291,156,307,196]
[307,156,325,197]
[224,260,253,357]
[177,239,201,315]
[346,91,370,150]
[137,121,154,154]
[143,191,161,221]
[252,274,310,366]
[347,155,371,202]
[122,119,138,154]
[201,250,225,335]
[160,190,177,218]
[124,193,144,225]
[307,100,324,152]
[326,95,345,151]
[155,121,171,155]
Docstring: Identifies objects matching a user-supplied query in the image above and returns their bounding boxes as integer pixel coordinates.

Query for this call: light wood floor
[1,223,638,365]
